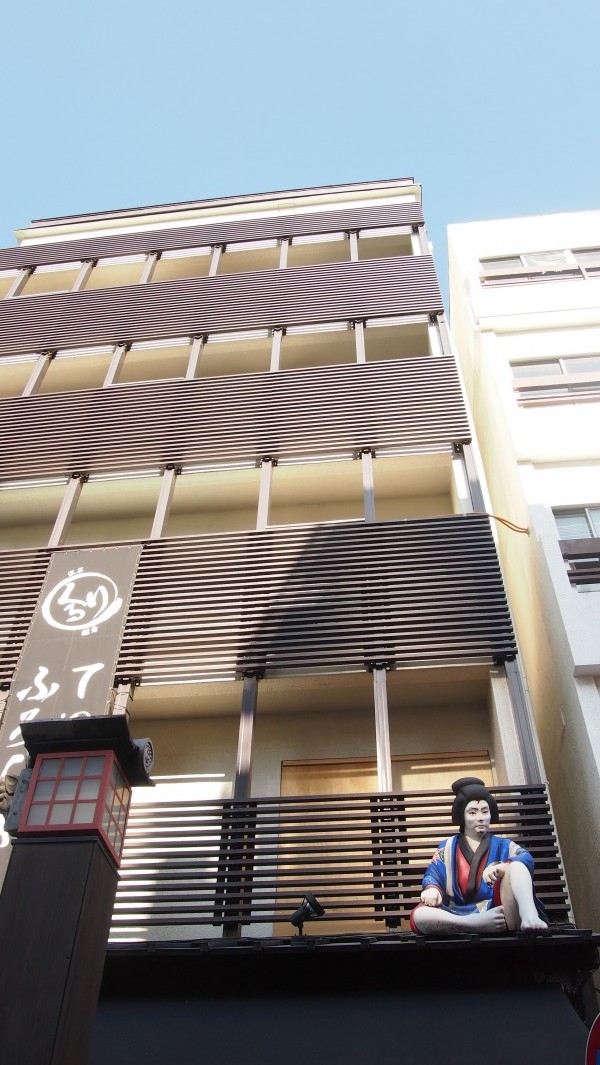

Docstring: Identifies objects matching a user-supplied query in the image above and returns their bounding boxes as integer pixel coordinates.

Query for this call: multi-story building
[449,211,600,936]
[0,182,596,1063]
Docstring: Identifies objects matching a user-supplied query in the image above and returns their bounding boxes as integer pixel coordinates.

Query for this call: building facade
[0,183,595,1062]
[449,211,600,934]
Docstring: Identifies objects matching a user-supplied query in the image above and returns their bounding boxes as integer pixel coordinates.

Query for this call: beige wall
[449,212,600,930]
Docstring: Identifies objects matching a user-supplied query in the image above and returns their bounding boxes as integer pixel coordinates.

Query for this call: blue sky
[2,0,599,304]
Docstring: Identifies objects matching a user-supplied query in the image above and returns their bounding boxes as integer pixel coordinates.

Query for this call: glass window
[512,361,560,378]
[554,508,600,539]
[563,355,600,374]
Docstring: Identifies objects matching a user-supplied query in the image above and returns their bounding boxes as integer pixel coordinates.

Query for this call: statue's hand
[482,862,506,885]
[420,887,442,907]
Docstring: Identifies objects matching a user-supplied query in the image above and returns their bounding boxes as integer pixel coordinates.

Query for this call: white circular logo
[41,570,123,635]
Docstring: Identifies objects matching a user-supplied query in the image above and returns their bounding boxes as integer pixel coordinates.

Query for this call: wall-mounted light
[290,892,326,936]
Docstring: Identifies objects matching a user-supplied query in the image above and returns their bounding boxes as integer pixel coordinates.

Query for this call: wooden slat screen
[116,516,515,683]
[0,257,443,357]
[0,550,50,684]
[0,202,424,271]
[110,784,570,939]
[0,517,513,688]
[0,358,469,481]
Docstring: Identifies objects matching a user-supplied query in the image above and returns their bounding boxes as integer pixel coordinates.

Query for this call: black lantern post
[0,715,153,1065]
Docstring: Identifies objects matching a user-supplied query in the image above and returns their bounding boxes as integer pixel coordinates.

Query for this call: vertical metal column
[349,231,359,262]
[209,245,222,276]
[150,465,180,540]
[233,674,260,802]
[140,252,159,285]
[354,320,366,364]
[415,224,430,255]
[459,442,486,512]
[103,343,129,387]
[71,260,95,292]
[23,352,55,397]
[112,682,136,719]
[437,313,452,355]
[5,268,32,299]
[48,474,87,548]
[427,315,443,357]
[503,658,543,785]
[361,448,376,523]
[221,673,262,938]
[278,238,289,269]
[372,667,393,792]
[270,329,283,373]
[257,457,275,530]
[185,335,205,379]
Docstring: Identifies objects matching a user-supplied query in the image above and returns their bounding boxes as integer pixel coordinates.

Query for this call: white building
[449,212,600,931]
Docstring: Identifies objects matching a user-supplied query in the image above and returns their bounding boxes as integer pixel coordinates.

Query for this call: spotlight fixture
[290,892,326,936]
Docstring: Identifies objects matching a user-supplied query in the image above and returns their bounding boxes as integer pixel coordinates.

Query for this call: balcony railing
[559,538,600,586]
[110,785,570,941]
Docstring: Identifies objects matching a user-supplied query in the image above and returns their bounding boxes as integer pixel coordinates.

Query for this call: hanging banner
[0,545,141,869]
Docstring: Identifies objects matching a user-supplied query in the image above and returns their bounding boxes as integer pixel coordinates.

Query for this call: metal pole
[233,674,259,801]
[48,474,87,548]
[361,449,376,523]
[372,667,393,792]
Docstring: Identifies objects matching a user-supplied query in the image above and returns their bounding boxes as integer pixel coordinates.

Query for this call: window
[511,355,600,403]
[554,507,600,539]
[480,247,600,285]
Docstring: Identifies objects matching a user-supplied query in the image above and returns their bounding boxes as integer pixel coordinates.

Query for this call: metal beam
[150,465,179,539]
[140,252,159,285]
[278,238,289,270]
[372,667,393,792]
[208,245,222,277]
[503,658,543,785]
[185,335,205,379]
[354,320,366,363]
[233,674,259,801]
[48,474,87,548]
[415,224,430,255]
[103,343,129,387]
[71,260,95,293]
[23,352,54,397]
[112,682,136,719]
[361,449,376,522]
[349,231,359,263]
[270,329,282,373]
[428,317,443,357]
[437,312,452,355]
[460,442,486,512]
[5,269,32,299]
[257,457,274,530]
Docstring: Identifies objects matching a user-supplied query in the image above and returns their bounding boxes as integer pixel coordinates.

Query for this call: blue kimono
[420,833,541,916]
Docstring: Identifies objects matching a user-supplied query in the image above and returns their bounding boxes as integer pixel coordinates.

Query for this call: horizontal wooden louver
[0,358,469,481]
[0,550,50,684]
[116,516,515,683]
[0,202,424,271]
[0,518,514,688]
[110,785,569,939]
[0,257,443,357]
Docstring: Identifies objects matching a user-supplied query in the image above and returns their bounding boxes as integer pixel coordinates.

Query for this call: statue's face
[464,799,491,837]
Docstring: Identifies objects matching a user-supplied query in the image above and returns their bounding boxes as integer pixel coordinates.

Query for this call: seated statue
[410,777,548,935]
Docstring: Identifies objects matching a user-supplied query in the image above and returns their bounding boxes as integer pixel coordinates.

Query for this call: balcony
[110,784,570,942]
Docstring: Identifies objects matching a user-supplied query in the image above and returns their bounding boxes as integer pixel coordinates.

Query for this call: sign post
[0,715,153,1065]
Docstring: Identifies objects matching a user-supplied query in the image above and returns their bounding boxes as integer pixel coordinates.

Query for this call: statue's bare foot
[519,911,548,933]
[466,906,507,933]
